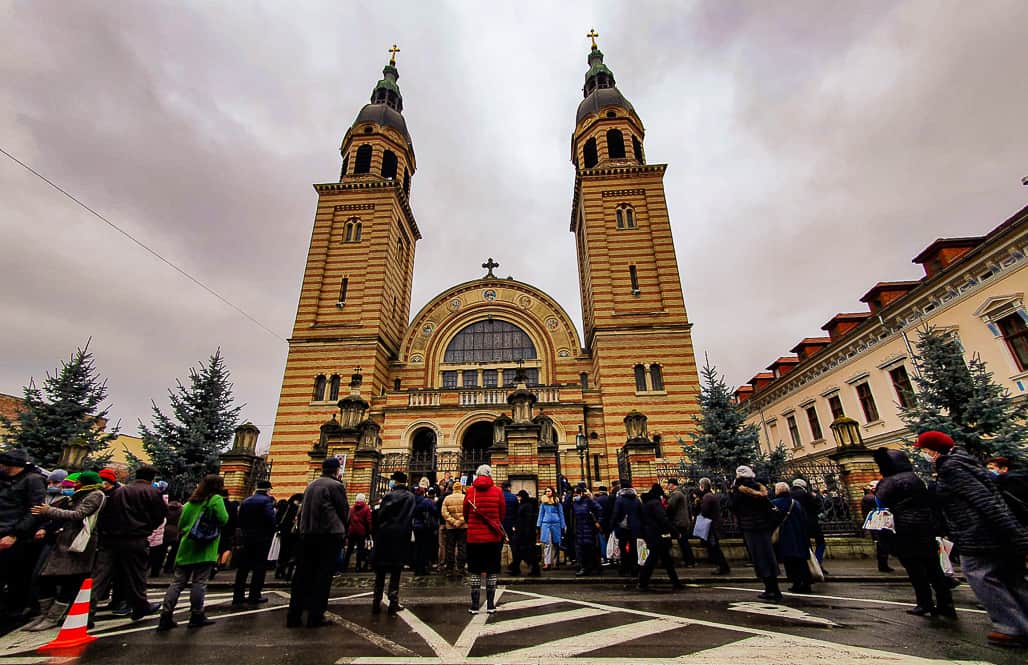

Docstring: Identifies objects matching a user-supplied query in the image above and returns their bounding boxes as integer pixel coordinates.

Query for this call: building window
[827,394,844,420]
[997,313,1028,371]
[634,364,647,392]
[354,144,372,174]
[889,365,915,408]
[653,434,662,458]
[394,378,401,391]
[483,369,498,387]
[344,218,362,242]
[502,368,518,386]
[786,415,802,448]
[462,370,478,388]
[632,135,643,163]
[524,368,540,386]
[856,382,880,423]
[615,204,636,229]
[805,405,823,441]
[339,153,349,180]
[403,168,411,196]
[337,277,349,304]
[443,320,538,363]
[583,138,598,168]
[616,208,624,229]
[381,150,398,179]
[328,374,341,401]
[606,129,626,159]
[650,364,664,391]
[629,265,640,294]
[312,375,326,401]
[442,371,458,389]
[580,372,589,390]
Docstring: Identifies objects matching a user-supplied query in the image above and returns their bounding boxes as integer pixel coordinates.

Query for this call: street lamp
[575,425,589,487]
[59,437,90,471]
[829,416,865,449]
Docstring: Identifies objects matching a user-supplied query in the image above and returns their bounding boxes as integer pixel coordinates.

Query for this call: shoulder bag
[863,496,896,533]
[68,491,106,554]
[467,487,508,543]
[770,499,795,545]
[188,498,222,544]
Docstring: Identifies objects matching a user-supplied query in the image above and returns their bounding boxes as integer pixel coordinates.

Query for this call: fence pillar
[830,446,879,521]
[351,449,381,499]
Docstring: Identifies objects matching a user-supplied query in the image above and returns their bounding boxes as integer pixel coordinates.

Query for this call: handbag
[188,499,222,544]
[807,547,825,582]
[267,532,282,561]
[467,488,508,543]
[770,499,795,545]
[605,533,620,561]
[636,537,650,566]
[692,514,712,541]
[862,497,896,533]
[68,492,106,554]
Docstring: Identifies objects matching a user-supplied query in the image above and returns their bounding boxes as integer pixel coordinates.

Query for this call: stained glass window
[443,320,537,363]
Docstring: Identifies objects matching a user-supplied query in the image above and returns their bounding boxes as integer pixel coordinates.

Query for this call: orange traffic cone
[37,577,96,654]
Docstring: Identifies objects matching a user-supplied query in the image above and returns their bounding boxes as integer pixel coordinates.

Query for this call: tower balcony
[394,385,573,409]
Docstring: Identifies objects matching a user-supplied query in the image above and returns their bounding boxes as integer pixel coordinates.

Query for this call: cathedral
[267,37,702,499]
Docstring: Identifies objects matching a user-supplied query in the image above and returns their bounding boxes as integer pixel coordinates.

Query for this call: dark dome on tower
[352,61,412,146]
[576,46,635,124]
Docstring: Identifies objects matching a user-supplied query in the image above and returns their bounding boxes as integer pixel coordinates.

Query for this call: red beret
[915,431,954,452]
[99,468,118,483]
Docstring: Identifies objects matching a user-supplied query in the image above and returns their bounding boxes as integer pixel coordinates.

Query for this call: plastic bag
[636,538,649,566]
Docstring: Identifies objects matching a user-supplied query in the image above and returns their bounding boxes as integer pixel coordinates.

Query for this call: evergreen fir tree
[900,326,1028,462]
[691,357,764,479]
[138,349,243,498]
[0,341,116,468]
[754,441,789,482]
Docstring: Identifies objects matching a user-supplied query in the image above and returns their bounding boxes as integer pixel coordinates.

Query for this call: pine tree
[691,357,764,479]
[138,349,243,498]
[0,341,116,468]
[900,326,1028,462]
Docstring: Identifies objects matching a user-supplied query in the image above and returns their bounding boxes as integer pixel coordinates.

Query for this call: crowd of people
[2,427,1027,647]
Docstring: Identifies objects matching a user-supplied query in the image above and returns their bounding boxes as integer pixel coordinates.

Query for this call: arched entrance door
[410,427,436,486]
[461,421,492,481]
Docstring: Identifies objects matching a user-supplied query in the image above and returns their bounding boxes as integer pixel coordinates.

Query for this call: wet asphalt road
[0,575,1021,665]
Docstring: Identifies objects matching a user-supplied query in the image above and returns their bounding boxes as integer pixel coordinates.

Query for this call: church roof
[576,46,636,124]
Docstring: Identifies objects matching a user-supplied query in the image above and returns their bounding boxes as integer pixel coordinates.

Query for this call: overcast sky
[2,1,1025,450]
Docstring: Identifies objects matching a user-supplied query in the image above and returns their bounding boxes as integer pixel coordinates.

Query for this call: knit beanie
[915,430,955,452]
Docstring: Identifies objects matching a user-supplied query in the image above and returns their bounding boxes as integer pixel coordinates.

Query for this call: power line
[1,146,286,343]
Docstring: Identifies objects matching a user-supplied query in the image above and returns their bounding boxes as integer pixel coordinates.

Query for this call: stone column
[622,410,658,489]
[219,422,261,501]
[350,448,382,498]
[830,446,879,522]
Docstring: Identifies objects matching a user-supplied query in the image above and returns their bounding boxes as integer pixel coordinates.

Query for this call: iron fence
[616,447,632,487]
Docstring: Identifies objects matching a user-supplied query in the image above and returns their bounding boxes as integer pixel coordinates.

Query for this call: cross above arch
[482,257,499,278]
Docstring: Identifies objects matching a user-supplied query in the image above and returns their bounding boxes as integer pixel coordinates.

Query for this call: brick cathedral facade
[267,42,702,498]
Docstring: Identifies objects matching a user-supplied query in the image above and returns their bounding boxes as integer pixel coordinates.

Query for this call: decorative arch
[451,411,502,448]
[400,420,445,450]
[583,137,598,168]
[606,128,626,159]
[354,144,372,174]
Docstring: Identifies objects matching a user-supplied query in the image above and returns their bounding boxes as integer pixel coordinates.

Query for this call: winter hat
[0,448,31,467]
[517,489,530,500]
[77,470,102,487]
[451,481,463,493]
[390,471,407,484]
[792,479,808,489]
[48,469,69,484]
[649,482,664,498]
[774,481,791,496]
[915,431,955,452]
[414,486,426,496]
[322,457,341,472]
[598,485,608,492]
[60,478,76,488]
[735,465,756,479]
[355,493,367,503]
[475,464,492,478]
[98,468,118,484]
[419,477,430,489]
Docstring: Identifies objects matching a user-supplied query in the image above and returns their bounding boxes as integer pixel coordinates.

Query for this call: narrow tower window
[382,150,398,179]
[632,135,644,163]
[345,223,353,242]
[328,374,341,401]
[650,364,664,391]
[580,372,589,390]
[353,222,362,242]
[615,204,636,229]
[606,129,626,159]
[354,144,372,174]
[634,364,647,392]
[626,207,635,228]
[583,138,598,168]
[338,277,349,304]
[312,375,326,401]
[340,153,349,180]
[403,168,411,196]
[629,265,640,294]
[615,208,624,229]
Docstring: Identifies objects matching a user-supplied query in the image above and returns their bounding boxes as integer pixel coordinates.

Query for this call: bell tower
[269,46,419,492]
[570,31,701,450]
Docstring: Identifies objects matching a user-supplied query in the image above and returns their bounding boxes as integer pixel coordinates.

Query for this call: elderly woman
[26,471,106,631]
[730,466,782,600]
[772,482,813,594]
[463,465,505,614]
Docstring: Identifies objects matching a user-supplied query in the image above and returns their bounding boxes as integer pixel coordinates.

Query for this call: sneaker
[468,608,479,615]
[905,606,933,617]
[111,605,132,617]
[486,608,497,614]
[986,631,1025,648]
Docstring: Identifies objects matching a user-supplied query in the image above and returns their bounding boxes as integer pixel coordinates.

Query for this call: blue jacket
[502,490,518,532]
[237,491,276,542]
[610,488,643,538]
[536,498,565,529]
[593,492,611,532]
[771,495,809,559]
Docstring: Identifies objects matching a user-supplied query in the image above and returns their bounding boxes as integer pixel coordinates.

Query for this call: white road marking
[393,602,461,662]
[499,619,681,660]
[493,596,559,612]
[710,585,988,614]
[728,601,839,627]
[453,587,505,655]
[323,611,416,657]
[477,607,600,636]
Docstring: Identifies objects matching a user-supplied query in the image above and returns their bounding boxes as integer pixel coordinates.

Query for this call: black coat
[789,487,822,531]
[997,469,1028,525]
[238,492,277,543]
[730,478,778,532]
[0,467,46,538]
[593,493,611,533]
[610,488,643,537]
[873,448,937,556]
[97,479,166,539]
[640,493,676,547]
[934,447,1028,555]
[513,498,538,548]
[372,485,415,567]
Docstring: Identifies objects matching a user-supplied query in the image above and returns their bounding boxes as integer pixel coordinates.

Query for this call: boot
[469,590,480,614]
[187,612,216,628]
[26,600,67,632]
[22,599,54,631]
[757,577,782,601]
[156,612,178,631]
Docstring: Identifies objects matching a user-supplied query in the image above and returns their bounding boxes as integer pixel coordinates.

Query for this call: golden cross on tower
[388,43,400,66]
[586,28,599,49]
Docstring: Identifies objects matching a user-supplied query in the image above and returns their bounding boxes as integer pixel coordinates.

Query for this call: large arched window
[312,374,327,401]
[583,138,598,168]
[444,320,538,363]
[632,135,644,163]
[328,374,341,401]
[606,129,626,159]
[354,144,372,174]
[381,150,398,179]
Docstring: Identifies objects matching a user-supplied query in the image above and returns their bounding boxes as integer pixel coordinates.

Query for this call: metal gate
[616,447,632,487]
[784,459,857,534]
[243,457,272,499]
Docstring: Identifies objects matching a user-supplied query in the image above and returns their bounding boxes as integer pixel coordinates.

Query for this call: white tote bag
[68,492,105,554]
[606,533,619,561]
[267,532,282,562]
[692,515,712,541]
[636,538,650,566]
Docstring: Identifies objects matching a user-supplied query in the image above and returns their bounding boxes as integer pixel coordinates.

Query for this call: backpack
[187,499,221,544]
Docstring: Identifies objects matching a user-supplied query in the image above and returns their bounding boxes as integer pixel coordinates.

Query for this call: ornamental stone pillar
[220,422,261,501]
[622,410,657,489]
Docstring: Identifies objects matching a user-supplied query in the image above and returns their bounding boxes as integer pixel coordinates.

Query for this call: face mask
[920,451,935,463]
[388,480,396,490]
[61,488,75,496]
[988,469,1000,477]
[47,486,61,495]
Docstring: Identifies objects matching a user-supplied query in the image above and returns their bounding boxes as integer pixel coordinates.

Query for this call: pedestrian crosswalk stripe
[477,607,601,637]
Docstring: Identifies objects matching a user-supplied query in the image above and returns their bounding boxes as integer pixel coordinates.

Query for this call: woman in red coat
[462,465,506,614]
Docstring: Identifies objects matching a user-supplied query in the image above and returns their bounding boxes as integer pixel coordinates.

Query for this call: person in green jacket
[157,474,229,631]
